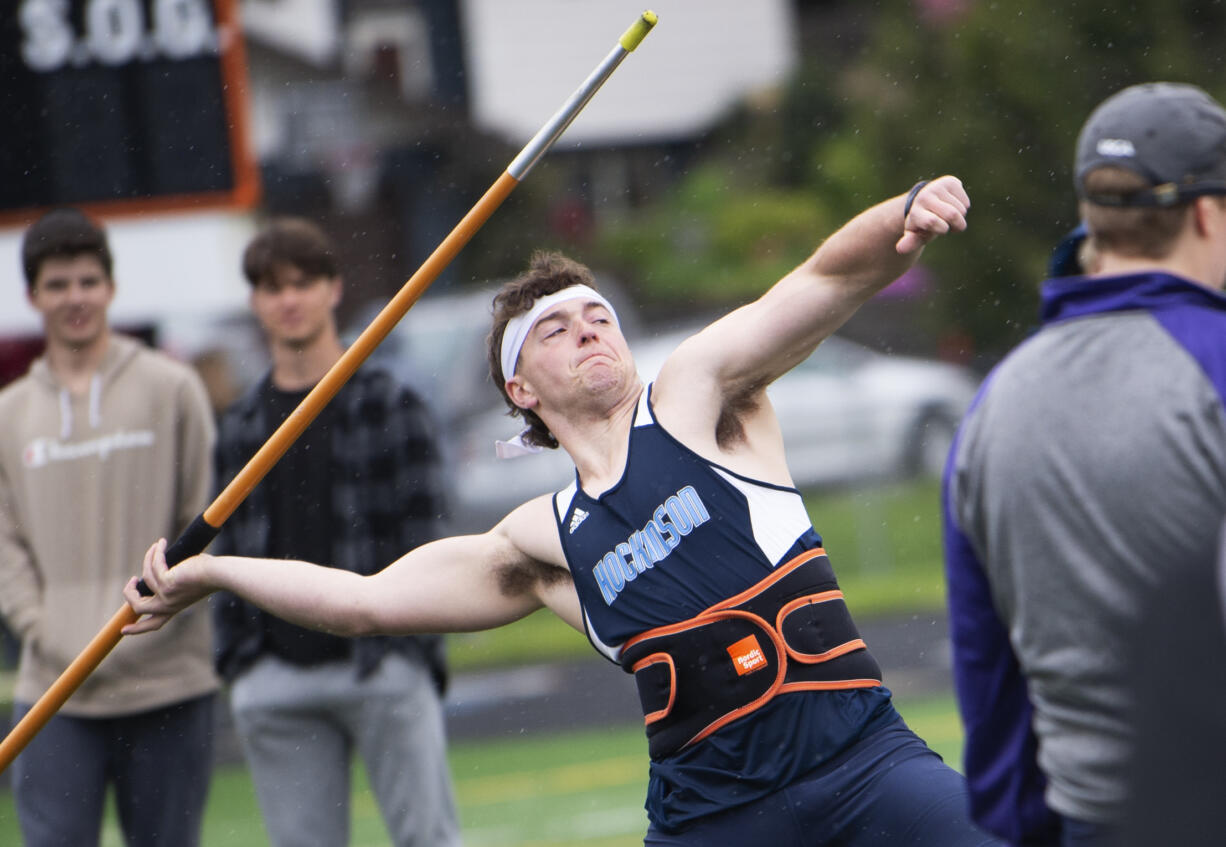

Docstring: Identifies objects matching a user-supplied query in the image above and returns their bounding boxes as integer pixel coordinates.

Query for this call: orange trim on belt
[680,610,788,748]
[623,548,831,657]
[708,548,828,612]
[630,653,677,724]
[778,678,882,695]
[624,604,763,652]
[626,609,789,735]
[776,592,866,664]
[620,547,881,752]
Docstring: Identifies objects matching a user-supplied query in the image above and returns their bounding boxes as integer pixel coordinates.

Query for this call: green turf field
[0,691,963,846]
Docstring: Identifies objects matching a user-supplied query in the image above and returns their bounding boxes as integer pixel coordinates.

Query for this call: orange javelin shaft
[0,9,658,775]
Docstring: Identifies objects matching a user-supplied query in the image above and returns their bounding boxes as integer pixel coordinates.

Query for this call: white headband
[498,284,619,381]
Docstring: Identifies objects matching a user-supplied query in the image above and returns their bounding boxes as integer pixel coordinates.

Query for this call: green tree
[595,157,838,310]
[826,0,1226,356]
[594,0,1226,358]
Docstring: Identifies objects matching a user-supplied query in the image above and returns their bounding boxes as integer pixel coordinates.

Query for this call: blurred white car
[780,335,976,484]
[360,291,980,532]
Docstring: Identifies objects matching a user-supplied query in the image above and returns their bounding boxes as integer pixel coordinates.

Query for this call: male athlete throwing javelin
[126,175,999,846]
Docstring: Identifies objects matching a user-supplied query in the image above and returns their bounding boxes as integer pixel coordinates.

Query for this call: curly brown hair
[485,251,599,450]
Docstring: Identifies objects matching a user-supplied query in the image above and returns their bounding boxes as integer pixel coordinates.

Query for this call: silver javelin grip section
[508,11,658,180]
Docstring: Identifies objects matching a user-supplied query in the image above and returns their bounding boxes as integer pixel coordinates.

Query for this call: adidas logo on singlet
[569,508,589,534]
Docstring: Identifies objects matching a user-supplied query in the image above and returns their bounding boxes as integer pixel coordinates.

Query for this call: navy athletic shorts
[643,718,1002,846]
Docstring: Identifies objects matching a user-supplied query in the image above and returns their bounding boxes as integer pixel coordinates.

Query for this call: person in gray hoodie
[0,208,219,847]
[943,82,1226,846]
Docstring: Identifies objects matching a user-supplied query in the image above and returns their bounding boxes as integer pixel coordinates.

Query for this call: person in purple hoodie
[943,82,1226,847]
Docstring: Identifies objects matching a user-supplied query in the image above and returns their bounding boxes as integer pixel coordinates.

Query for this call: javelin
[0,9,658,774]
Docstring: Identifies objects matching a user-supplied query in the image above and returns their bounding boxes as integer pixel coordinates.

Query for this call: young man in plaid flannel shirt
[210,218,460,847]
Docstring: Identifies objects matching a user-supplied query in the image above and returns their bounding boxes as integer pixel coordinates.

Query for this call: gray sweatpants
[229,651,460,847]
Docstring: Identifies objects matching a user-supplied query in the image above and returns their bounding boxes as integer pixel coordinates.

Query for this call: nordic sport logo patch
[727,634,768,676]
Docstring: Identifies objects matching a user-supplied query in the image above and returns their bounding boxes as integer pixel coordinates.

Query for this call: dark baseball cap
[1075,82,1226,207]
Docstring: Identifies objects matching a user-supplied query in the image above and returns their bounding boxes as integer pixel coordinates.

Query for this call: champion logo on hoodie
[22,430,156,469]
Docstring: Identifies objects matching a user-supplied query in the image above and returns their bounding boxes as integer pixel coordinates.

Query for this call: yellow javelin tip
[619,10,658,52]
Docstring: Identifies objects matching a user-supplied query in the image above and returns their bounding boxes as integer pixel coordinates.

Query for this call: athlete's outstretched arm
[123,496,580,637]
[659,176,969,403]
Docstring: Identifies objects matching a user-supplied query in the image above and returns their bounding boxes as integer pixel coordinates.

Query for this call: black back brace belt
[618,548,882,759]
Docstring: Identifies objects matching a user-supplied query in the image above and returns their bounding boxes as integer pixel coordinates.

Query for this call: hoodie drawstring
[58,389,72,440]
[57,374,103,439]
[88,374,102,430]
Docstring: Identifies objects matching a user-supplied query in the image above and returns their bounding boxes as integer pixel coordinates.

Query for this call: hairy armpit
[496,558,573,598]
[716,385,762,449]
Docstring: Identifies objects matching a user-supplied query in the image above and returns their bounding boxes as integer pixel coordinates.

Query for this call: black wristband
[904,179,931,223]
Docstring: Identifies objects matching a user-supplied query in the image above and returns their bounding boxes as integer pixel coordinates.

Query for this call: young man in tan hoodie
[0,208,219,847]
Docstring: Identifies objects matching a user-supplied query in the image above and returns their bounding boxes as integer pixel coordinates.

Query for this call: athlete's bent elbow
[320,574,389,637]
[344,602,390,638]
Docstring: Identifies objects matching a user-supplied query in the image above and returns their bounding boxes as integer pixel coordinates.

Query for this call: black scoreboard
[0,0,257,219]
